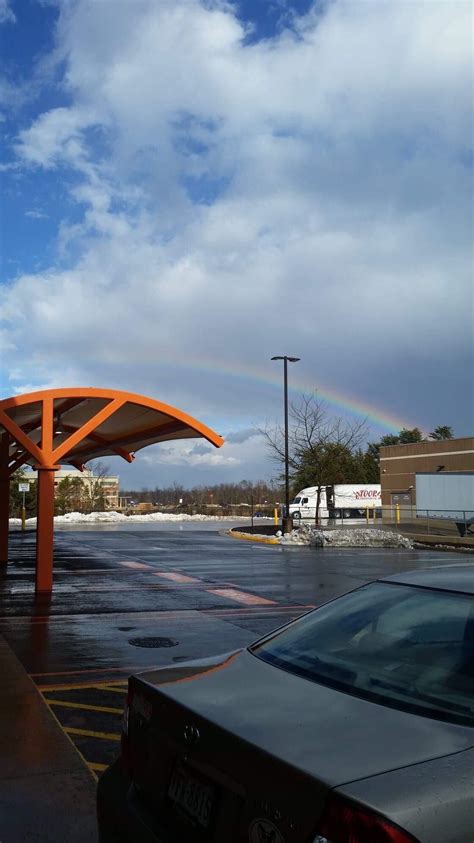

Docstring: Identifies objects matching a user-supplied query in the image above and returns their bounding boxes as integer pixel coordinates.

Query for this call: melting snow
[280,524,413,548]
[9,511,250,526]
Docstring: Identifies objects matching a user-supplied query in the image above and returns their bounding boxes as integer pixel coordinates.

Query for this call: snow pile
[322,528,413,548]
[56,511,127,523]
[9,510,247,526]
[281,524,413,548]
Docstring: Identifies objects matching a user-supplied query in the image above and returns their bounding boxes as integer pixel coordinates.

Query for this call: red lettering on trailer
[354,490,381,500]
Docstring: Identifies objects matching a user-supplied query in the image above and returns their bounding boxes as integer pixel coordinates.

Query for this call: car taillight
[313,794,418,843]
[121,685,134,776]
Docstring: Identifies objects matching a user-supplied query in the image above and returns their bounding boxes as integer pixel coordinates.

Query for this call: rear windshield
[252,583,474,726]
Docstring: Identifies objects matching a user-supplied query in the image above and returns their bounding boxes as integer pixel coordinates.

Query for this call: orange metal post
[35,398,58,593]
[35,467,58,593]
[0,433,9,564]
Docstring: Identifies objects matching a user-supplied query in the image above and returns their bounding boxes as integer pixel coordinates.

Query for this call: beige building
[379,437,474,509]
[54,469,120,509]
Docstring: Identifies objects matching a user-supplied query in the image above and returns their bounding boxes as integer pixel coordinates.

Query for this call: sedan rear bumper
[97,760,171,843]
[97,760,129,843]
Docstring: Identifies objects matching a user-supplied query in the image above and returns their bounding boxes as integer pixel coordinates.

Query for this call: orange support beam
[61,424,135,463]
[52,397,124,463]
[8,449,30,474]
[0,433,10,564]
[35,400,58,593]
[0,408,44,465]
[35,467,58,593]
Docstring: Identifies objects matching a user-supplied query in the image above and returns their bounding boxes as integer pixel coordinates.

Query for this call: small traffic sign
[18,482,30,492]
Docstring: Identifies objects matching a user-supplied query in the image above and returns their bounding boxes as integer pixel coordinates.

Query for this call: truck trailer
[289,483,381,521]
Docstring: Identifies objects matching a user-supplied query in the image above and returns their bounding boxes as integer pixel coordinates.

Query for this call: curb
[0,635,98,842]
[227,530,280,545]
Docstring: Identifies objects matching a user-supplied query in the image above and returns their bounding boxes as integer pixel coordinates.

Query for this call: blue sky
[0,0,472,488]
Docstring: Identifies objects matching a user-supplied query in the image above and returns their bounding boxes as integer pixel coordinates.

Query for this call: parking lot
[1,525,466,778]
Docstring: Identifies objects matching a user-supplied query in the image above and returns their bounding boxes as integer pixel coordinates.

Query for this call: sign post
[18,482,30,531]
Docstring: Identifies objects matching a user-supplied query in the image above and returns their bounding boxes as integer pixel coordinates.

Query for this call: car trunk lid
[126,649,474,841]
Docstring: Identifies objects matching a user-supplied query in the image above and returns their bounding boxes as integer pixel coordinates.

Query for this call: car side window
[253,583,474,726]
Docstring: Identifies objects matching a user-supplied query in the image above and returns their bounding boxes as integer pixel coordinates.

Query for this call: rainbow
[150,355,416,434]
[3,356,416,435]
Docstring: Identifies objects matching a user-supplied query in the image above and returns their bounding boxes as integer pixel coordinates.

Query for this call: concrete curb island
[228,524,474,552]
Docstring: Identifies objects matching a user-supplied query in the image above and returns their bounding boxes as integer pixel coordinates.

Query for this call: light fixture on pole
[54,415,63,436]
[271,355,300,534]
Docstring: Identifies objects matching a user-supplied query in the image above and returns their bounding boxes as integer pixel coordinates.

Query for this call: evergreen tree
[9,471,37,517]
[429,426,454,440]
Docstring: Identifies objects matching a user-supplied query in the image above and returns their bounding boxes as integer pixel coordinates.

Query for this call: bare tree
[262,393,368,523]
[82,460,110,512]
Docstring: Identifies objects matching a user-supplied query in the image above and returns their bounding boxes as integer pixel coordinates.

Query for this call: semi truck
[289,483,381,521]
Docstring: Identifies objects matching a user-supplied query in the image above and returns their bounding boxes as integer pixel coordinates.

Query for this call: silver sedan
[98,564,474,842]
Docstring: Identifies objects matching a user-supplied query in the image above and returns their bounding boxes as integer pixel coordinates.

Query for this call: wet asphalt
[0,524,467,778]
[2,525,467,675]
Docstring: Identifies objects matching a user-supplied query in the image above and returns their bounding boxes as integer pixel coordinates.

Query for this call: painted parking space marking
[31,664,157,678]
[44,698,123,714]
[64,583,174,592]
[96,684,129,693]
[37,679,128,692]
[119,561,153,570]
[54,568,126,575]
[207,588,277,606]
[65,726,121,741]
[40,680,127,779]
[89,762,108,773]
[154,571,203,583]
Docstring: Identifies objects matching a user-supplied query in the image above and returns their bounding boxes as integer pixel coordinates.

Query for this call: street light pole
[271,355,300,534]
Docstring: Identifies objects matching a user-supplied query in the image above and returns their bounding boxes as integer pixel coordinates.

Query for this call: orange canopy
[0,387,224,472]
[0,388,224,592]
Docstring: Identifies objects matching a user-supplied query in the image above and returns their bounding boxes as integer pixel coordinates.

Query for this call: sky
[0,0,473,490]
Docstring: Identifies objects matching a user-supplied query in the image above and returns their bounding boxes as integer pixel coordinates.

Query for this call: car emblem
[249,818,284,843]
[183,724,200,746]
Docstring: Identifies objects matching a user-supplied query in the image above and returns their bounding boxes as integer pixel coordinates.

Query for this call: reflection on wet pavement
[1,527,465,776]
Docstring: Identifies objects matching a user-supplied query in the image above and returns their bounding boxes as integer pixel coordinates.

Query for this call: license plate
[168,765,214,828]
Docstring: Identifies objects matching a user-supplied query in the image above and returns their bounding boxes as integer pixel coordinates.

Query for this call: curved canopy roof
[0,388,224,472]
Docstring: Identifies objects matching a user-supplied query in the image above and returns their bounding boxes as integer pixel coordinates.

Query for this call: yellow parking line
[42,690,98,783]
[44,699,123,714]
[96,685,128,693]
[37,678,130,692]
[89,762,108,773]
[65,726,121,741]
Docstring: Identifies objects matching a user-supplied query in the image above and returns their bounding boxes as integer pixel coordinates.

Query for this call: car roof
[379,564,474,594]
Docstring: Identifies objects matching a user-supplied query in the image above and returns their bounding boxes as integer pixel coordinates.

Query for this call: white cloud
[15,106,96,169]
[141,440,239,468]
[0,0,15,25]
[25,209,49,219]
[1,0,473,461]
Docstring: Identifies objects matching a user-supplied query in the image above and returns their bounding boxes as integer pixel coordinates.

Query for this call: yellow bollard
[366,507,369,525]
[21,506,26,531]
[373,507,376,524]
[274,507,279,525]
[396,503,400,524]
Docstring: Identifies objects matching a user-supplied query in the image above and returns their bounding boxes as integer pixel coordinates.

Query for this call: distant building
[379,437,474,510]
[54,469,119,509]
